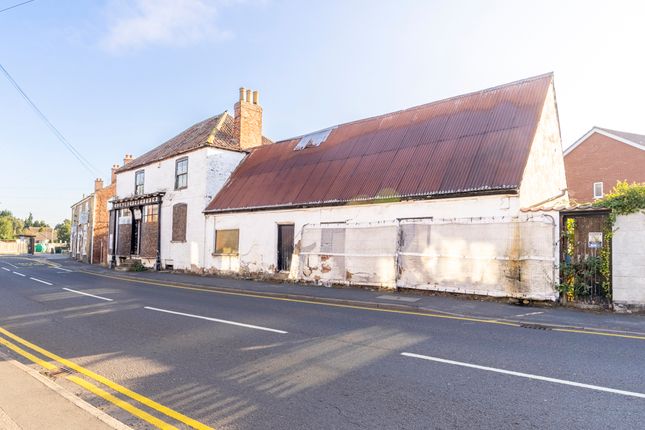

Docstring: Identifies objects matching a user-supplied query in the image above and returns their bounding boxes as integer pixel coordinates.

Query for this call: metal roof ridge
[271,72,554,145]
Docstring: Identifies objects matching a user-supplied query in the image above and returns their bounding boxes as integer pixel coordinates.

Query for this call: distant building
[109,87,271,270]
[564,127,645,202]
[19,226,57,244]
[70,168,117,264]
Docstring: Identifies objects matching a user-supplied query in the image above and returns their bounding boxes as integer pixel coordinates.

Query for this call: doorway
[131,208,142,256]
[277,224,294,272]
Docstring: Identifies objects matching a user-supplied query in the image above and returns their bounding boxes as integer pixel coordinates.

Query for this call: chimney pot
[94,178,104,192]
[111,164,120,185]
[123,154,134,165]
[234,86,264,150]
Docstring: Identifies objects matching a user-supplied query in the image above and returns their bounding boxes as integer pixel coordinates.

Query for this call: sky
[1,0,645,225]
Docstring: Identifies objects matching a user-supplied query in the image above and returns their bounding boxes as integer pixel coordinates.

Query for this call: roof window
[294,127,335,151]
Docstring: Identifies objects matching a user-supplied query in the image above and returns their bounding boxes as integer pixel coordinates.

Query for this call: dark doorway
[277,224,295,272]
[131,208,141,256]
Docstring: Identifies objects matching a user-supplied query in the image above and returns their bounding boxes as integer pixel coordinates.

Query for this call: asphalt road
[0,257,643,429]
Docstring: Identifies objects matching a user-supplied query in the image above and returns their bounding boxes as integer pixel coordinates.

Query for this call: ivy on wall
[593,181,645,299]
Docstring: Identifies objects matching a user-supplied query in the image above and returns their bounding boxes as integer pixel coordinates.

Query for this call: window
[135,170,145,195]
[593,182,604,199]
[175,157,188,190]
[214,229,239,255]
[172,204,187,242]
[144,205,158,223]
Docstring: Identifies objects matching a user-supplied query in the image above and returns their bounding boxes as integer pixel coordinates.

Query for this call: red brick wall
[564,133,645,203]
[92,183,115,265]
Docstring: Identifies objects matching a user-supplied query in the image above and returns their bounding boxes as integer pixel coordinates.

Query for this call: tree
[0,216,13,240]
[55,219,71,244]
[24,212,34,228]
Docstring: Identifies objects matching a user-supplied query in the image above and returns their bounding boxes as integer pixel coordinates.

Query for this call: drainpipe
[110,209,117,269]
[155,200,162,271]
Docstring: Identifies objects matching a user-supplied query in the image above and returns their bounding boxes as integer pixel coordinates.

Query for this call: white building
[203,74,569,300]
[109,88,270,270]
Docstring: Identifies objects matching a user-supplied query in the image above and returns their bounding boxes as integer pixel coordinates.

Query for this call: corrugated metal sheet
[205,73,554,213]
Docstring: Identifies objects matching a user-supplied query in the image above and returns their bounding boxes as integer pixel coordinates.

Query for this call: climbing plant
[592,181,645,299]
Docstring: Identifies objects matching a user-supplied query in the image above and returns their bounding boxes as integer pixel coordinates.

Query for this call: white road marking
[30,277,53,286]
[401,352,645,399]
[12,272,25,277]
[144,306,288,334]
[514,311,544,317]
[4,262,18,269]
[1,267,10,272]
[52,267,73,273]
[62,287,113,302]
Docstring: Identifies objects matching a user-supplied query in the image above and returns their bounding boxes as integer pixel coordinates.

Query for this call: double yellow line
[0,326,213,430]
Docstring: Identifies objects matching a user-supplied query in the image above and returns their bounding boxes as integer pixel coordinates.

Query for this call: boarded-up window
[321,228,345,253]
[400,223,431,253]
[215,229,239,255]
[172,204,187,242]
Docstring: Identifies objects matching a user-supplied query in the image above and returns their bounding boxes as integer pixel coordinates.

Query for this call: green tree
[0,216,13,239]
[24,212,34,228]
[55,219,71,244]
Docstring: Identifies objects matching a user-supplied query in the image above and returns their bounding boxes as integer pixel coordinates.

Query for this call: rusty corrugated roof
[205,73,554,213]
[117,112,272,173]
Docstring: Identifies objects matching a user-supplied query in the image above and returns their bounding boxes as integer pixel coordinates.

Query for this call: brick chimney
[123,154,134,165]
[234,87,264,150]
[94,178,104,191]
[111,164,120,185]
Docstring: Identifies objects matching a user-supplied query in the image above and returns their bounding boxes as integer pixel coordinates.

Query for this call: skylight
[294,127,335,151]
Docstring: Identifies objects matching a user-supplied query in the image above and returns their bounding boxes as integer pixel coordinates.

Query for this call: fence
[298,215,557,300]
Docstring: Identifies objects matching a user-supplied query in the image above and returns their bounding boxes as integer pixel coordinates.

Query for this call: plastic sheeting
[298,216,557,300]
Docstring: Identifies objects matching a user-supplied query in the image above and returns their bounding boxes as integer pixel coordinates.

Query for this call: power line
[0,63,100,177]
[0,0,36,14]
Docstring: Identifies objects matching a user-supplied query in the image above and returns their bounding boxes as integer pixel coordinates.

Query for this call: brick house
[70,167,118,264]
[564,127,645,202]
[109,88,271,270]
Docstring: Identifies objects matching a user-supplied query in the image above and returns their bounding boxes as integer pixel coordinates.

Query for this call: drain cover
[520,323,551,331]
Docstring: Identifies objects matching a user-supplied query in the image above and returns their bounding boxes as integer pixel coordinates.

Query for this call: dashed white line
[514,311,544,317]
[12,272,25,277]
[401,352,645,399]
[4,262,18,269]
[62,288,113,302]
[1,267,10,272]
[144,306,288,334]
[30,277,53,286]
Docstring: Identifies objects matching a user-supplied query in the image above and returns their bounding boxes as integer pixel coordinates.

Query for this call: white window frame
[593,182,604,199]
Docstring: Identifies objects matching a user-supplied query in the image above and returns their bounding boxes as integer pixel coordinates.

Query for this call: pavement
[0,351,128,430]
[0,255,644,429]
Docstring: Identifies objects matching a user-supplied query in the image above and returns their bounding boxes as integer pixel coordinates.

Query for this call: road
[0,256,644,429]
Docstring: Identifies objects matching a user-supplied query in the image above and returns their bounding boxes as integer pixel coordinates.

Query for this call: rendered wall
[205,195,517,272]
[115,147,245,269]
[519,83,569,208]
[205,198,558,299]
[612,212,645,305]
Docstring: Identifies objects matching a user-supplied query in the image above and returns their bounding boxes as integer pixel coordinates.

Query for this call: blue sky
[2,0,645,225]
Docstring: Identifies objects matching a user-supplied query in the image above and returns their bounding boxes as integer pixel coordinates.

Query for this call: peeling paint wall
[519,83,569,208]
[612,212,645,306]
[205,197,558,299]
